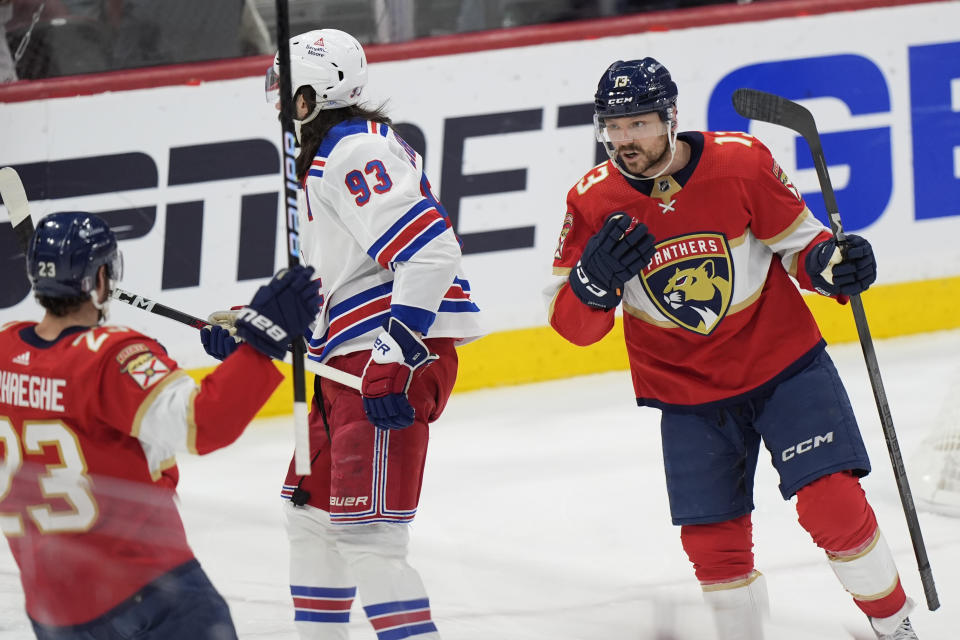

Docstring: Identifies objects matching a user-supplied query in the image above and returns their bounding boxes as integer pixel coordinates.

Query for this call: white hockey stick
[0,166,360,393]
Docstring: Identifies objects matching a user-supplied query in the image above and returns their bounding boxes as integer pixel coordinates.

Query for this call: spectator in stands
[0,0,17,82]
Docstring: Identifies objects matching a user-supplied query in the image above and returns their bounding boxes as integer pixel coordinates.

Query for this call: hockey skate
[872,616,918,640]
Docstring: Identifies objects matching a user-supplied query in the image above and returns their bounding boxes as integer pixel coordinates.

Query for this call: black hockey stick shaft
[275,0,312,474]
[732,89,939,611]
[109,287,359,389]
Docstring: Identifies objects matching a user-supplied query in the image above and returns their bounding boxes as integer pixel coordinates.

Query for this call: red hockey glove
[361,318,438,430]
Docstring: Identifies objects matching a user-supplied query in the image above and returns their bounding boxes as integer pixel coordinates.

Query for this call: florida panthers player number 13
[545,57,918,640]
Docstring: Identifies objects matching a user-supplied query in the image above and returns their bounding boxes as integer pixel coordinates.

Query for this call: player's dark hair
[36,293,88,317]
[294,86,392,182]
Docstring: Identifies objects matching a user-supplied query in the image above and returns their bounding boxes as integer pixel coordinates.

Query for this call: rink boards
[1,0,958,410]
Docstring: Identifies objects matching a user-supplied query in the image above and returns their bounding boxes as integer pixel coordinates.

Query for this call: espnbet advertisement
[1,1,958,368]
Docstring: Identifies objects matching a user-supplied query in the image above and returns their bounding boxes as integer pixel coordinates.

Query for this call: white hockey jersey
[300,119,484,363]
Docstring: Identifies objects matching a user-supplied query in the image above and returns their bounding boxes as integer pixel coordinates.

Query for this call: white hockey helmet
[265,29,368,116]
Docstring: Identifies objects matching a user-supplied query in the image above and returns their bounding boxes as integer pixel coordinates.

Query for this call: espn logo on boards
[781,432,834,462]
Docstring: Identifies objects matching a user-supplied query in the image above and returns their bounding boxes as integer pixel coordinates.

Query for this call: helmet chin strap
[293,102,324,144]
[90,288,111,324]
[89,272,117,324]
[612,125,678,181]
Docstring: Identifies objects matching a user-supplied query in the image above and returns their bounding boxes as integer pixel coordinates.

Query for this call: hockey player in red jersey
[0,212,321,639]
[201,28,483,640]
[546,58,918,640]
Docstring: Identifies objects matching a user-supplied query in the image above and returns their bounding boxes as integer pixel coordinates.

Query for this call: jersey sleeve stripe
[438,300,480,313]
[146,455,177,482]
[308,158,326,179]
[329,296,391,340]
[383,217,448,268]
[129,369,191,437]
[318,312,392,359]
[309,282,396,358]
[186,387,199,455]
[366,198,435,262]
[445,279,470,298]
[390,304,435,335]
[328,282,394,319]
[452,276,471,293]
[307,328,329,351]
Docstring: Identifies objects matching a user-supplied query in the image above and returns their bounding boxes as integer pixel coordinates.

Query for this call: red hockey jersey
[0,321,282,625]
[547,131,840,409]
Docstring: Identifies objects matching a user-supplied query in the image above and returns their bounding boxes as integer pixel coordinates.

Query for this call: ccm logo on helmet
[781,432,834,462]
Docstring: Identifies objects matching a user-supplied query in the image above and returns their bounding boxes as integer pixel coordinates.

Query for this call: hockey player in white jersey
[207,28,483,640]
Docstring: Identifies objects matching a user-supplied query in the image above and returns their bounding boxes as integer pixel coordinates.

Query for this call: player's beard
[617,137,670,177]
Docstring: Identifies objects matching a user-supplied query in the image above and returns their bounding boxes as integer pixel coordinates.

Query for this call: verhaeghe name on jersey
[0,369,67,412]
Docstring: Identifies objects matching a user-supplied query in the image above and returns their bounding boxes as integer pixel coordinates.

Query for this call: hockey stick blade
[732,89,844,238]
[0,166,34,255]
[731,89,817,140]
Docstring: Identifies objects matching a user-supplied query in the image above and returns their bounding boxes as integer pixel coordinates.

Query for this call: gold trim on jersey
[129,370,190,438]
[787,252,801,278]
[186,388,199,455]
[846,577,901,602]
[149,456,178,482]
[651,175,683,205]
[623,302,677,328]
[701,570,763,592]
[827,529,881,562]
[760,206,812,246]
[0,320,21,334]
[727,233,747,248]
[728,284,763,313]
[624,279,763,326]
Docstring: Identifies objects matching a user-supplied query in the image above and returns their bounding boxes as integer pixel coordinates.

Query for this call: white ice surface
[2,329,959,639]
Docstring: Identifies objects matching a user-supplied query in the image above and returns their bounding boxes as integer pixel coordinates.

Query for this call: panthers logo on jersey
[641,232,733,335]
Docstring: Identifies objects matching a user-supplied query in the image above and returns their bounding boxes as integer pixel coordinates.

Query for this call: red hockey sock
[680,513,754,583]
[796,471,906,619]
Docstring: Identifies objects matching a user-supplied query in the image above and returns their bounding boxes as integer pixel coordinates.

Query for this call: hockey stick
[731,89,940,611]
[0,166,360,392]
[275,0,311,475]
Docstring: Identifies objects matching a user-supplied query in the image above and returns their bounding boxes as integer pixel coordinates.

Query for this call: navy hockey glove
[569,213,656,310]
[200,324,240,361]
[806,235,876,296]
[235,265,321,360]
[361,318,438,430]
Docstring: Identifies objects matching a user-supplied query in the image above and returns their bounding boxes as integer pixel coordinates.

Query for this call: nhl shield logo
[641,232,733,335]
